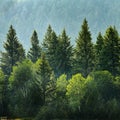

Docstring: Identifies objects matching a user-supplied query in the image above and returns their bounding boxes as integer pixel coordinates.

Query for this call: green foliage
[9,60,34,89]
[9,59,42,117]
[43,26,72,76]
[80,71,118,119]
[74,19,94,77]
[57,29,73,76]
[34,105,53,120]
[98,26,120,75]
[27,30,41,63]
[0,25,25,76]
[105,98,120,119]
[88,71,114,100]
[114,76,120,87]
[0,69,5,115]
[0,25,26,116]
[56,74,68,93]
[0,19,120,119]
[43,26,59,75]
[35,54,52,104]
[95,32,104,70]
[43,25,53,50]
[66,73,86,111]
[0,69,4,101]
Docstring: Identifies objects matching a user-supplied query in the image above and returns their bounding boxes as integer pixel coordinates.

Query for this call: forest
[0,19,120,120]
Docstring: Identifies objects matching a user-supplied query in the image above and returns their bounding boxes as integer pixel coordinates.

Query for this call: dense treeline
[0,19,120,119]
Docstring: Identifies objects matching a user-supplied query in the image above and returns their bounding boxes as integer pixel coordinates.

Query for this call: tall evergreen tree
[43,26,59,73]
[43,25,52,52]
[27,30,41,63]
[43,26,72,77]
[95,32,104,70]
[99,26,120,75]
[36,54,52,105]
[0,25,25,116]
[74,19,94,77]
[57,29,72,76]
[0,25,25,76]
[49,31,58,71]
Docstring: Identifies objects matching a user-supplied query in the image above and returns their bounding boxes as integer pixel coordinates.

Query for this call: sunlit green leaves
[66,73,85,110]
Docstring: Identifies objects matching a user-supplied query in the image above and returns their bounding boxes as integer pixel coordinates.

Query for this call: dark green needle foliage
[42,25,60,76]
[74,19,94,77]
[27,30,41,63]
[95,32,104,70]
[0,25,25,116]
[43,25,59,73]
[0,25,25,76]
[57,29,73,76]
[35,54,52,105]
[43,25,53,52]
[99,26,120,75]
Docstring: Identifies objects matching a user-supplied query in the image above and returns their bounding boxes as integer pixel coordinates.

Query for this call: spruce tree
[0,25,25,76]
[27,30,41,62]
[74,19,94,77]
[0,25,25,116]
[99,26,120,75]
[36,54,52,104]
[95,32,104,70]
[42,25,60,75]
[43,25,52,52]
[47,31,59,72]
[57,29,72,76]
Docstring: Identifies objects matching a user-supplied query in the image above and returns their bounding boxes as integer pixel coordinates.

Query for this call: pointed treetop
[96,32,104,44]
[31,30,39,45]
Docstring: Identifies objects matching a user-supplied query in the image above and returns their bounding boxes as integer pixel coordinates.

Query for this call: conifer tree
[0,25,25,76]
[74,19,94,77]
[36,54,52,104]
[43,25,52,52]
[57,29,72,76]
[27,30,41,62]
[95,32,104,70]
[42,25,60,75]
[48,31,59,72]
[0,25,25,116]
[43,29,58,70]
[99,26,120,75]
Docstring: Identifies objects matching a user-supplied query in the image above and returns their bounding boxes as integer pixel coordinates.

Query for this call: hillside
[0,0,120,50]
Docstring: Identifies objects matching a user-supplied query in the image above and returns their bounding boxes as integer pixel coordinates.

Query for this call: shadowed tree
[98,26,120,75]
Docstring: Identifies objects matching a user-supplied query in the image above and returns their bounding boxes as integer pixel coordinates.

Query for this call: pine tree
[36,54,52,104]
[74,19,94,77]
[42,25,60,76]
[48,31,59,72]
[57,29,73,76]
[0,25,25,76]
[43,29,58,70]
[27,30,41,62]
[95,32,104,70]
[99,26,120,75]
[0,25,25,116]
[43,25,52,52]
